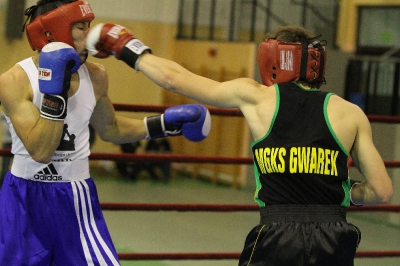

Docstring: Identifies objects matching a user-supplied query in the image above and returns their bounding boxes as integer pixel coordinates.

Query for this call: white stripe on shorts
[72,181,119,266]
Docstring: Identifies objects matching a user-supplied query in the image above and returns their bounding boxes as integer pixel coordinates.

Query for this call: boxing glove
[144,104,211,142]
[38,42,80,120]
[86,23,151,70]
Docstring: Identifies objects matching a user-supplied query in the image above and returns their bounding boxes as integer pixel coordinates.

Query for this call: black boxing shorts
[239,205,361,266]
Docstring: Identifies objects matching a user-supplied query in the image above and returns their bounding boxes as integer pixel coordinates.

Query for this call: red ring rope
[118,252,241,260]
[3,149,400,168]
[116,250,400,260]
[114,103,400,122]
[89,152,253,164]
[113,103,243,117]
[100,202,400,213]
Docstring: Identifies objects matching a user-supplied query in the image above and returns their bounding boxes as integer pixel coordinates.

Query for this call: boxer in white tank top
[10,57,95,182]
[1,57,122,266]
[0,1,210,265]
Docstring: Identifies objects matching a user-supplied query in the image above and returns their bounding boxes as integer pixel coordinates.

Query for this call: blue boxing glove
[144,104,211,142]
[38,42,81,120]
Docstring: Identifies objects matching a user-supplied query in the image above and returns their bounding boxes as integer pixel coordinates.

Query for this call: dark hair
[266,26,326,89]
[24,0,77,26]
[266,26,315,43]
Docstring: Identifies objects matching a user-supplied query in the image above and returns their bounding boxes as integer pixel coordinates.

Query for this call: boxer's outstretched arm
[86,23,263,110]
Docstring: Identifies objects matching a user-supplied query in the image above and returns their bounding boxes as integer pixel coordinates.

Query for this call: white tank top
[8,57,97,181]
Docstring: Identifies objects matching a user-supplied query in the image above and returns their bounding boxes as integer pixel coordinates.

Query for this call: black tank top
[251,82,351,207]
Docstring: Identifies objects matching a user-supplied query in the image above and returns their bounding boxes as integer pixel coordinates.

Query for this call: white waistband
[11,154,90,182]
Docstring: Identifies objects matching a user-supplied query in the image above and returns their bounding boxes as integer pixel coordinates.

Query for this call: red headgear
[26,1,95,51]
[257,38,327,88]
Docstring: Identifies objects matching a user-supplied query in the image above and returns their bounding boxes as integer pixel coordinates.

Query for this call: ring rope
[89,152,253,164]
[113,103,243,117]
[3,149,400,168]
[118,252,241,260]
[100,202,400,213]
[116,250,400,260]
[114,103,400,122]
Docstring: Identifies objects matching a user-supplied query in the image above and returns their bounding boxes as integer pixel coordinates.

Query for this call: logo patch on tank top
[34,163,62,181]
[254,146,339,176]
[57,123,76,151]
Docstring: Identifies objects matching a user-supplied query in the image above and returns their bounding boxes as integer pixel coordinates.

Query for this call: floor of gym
[91,163,400,266]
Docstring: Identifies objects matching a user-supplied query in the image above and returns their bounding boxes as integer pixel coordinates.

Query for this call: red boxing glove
[86,23,151,69]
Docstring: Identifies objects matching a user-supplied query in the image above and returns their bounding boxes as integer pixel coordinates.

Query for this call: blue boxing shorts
[0,172,120,266]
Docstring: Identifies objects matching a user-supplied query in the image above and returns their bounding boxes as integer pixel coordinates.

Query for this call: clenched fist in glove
[144,104,211,142]
[86,23,151,70]
[39,42,80,120]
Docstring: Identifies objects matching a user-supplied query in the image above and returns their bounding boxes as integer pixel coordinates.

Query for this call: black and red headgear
[257,36,327,88]
[25,1,95,51]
